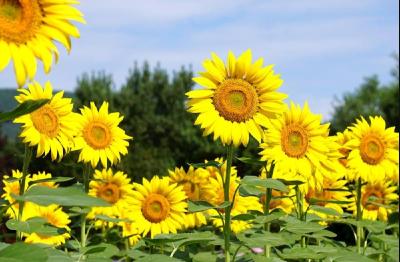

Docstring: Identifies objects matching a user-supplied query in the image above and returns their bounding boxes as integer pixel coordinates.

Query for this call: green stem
[125,239,132,262]
[80,164,91,249]
[263,163,275,257]
[356,177,363,254]
[295,186,306,248]
[223,145,234,262]
[17,145,32,241]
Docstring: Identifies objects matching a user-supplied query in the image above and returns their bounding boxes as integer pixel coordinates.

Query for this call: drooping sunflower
[169,166,214,228]
[348,179,398,221]
[260,101,331,190]
[259,169,294,214]
[130,176,187,238]
[23,204,71,246]
[345,116,399,182]
[2,169,30,218]
[87,168,135,227]
[0,0,85,87]
[74,102,132,168]
[13,81,79,161]
[208,173,262,234]
[187,50,287,147]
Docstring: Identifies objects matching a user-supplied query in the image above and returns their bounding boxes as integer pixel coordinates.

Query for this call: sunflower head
[0,0,85,86]
[345,116,399,182]
[187,49,287,147]
[1,169,30,218]
[130,176,187,238]
[13,82,79,161]
[74,102,132,168]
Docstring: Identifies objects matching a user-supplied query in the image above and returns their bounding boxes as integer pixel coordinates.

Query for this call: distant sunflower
[14,82,78,161]
[87,169,134,227]
[74,102,132,168]
[0,0,85,86]
[130,176,187,238]
[345,116,399,182]
[260,102,331,189]
[169,166,214,228]
[348,179,398,221]
[2,169,29,218]
[187,49,287,147]
[23,204,70,246]
[208,173,262,234]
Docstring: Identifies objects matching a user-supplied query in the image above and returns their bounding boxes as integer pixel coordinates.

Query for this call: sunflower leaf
[0,99,49,123]
[240,176,288,192]
[188,200,230,212]
[188,161,222,169]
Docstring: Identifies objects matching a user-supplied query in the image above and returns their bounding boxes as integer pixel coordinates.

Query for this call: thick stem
[295,186,306,248]
[263,163,275,257]
[17,145,32,240]
[80,164,91,249]
[223,145,234,262]
[356,177,363,254]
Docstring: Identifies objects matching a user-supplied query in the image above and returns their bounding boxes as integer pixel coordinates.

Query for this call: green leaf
[278,247,326,260]
[236,157,265,166]
[369,234,399,247]
[94,214,131,223]
[309,205,341,216]
[188,200,230,212]
[85,244,119,258]
[231,213,256,221]
[240,176,288,192]
[327,252,376,262]
[254,210,286,224]
[29,177,74,186]
[0,99,49,123]
[238,232,289,247]
[144,234,187,245]
[171,232,217,252]
[308,198,352,205]
[15,185,110,207]
[192,252,219,262]
[310,229,337,238]
[0,243,48,262]
[277,179,305,186]
[284,221,325,235]
[138,254,183,262]
[45,249,73,262]
[82,247,106,255]
[189,161,222,169]
[5,217,66,236]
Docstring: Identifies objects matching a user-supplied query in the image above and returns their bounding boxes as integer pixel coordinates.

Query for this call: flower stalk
[263,162,275,257]
[223,145,234,262]
[17,144,32,240]
[356,177,363,254]
[80,164,91,249]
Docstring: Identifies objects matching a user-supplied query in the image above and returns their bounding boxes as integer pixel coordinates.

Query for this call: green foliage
[0,99,49,123]
[330,56,399,133]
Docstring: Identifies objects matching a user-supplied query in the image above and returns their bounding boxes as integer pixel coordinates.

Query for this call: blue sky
[0,0,398,119]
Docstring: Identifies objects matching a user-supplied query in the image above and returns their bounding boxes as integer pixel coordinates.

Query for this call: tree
[330,57,399,133]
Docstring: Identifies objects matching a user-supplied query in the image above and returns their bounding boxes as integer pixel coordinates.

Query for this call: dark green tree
[330,57,399,133]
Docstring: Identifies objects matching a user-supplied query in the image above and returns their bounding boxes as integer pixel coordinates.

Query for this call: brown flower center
[142,193,170,223]
[281,125,309,158]
[360,134,385,165]
[97,183,121,204]
[213,79,258,122]
[31,105,59,138]
[83,121,112,149]
[0,0,42,43]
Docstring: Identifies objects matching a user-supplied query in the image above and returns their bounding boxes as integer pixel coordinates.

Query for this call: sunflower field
[0,1,399,262]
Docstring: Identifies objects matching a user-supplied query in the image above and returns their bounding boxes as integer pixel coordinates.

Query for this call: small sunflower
[169,166,214,228]
[74,102,132,168]
[130,176,187,238]
[208,174,262,234]
[348,179,398,221]
[345,116,399,182]
[87,169,135,227]
[23,204,70,246]
[260,102,331,189]
[259,169,294,214]
[13,81,79,161]
[187,49,287,147]
[118,209,141,246]
[0,0,85,87]
[2,169,29,218]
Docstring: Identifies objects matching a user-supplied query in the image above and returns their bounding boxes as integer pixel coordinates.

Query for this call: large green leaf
[84,243,119,259]
[188,200,230,212]
[309,205,341,216]
[189,161,221,169]
[15,185,110,207]
[29,177,74,186]
[0,99,49,123]
[284,221,325,235]
[238,232,289,247]
[240,176,288,192]
[278,247,326,260]
[0,243,48,262]
[6,217,66,236]
[45,249,73,262]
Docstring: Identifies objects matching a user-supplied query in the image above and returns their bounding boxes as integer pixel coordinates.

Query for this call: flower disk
[0,0,85,86]
[14,82,78,161]
[130,176,187,238]
[345,116,399,182]
[74,102,132,168]
[186,49,287,147]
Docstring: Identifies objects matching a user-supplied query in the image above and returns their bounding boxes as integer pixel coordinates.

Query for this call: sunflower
[204,157,237,180]
[2,169,29,218]
[74,102,132,168]
[130,176,187,238]
[118,208,141,246]
[87,169,135,227]
[30,171,58,188]
[0,0,85,87]
[260,101,331,190]
[348,179,398,221]
[208,173,262,234]
[169,166,214,228]
[13,81,79,161]
[305,172,351,221]
[23,204,71,246]
[186,50,287,147]
[259,169,294,214]
[345,116,399,182]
